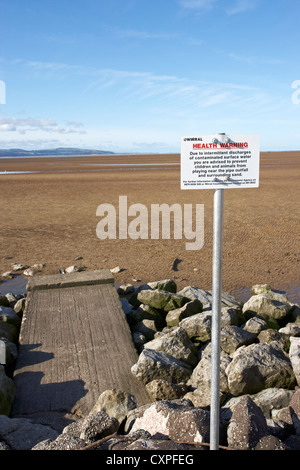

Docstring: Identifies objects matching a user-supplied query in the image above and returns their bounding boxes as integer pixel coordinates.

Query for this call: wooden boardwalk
[11,270,149,420]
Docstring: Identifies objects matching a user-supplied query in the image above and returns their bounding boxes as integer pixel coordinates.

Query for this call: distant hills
[0,148,115,157]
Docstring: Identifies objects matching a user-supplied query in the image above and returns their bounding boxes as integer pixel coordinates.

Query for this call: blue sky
[0,0,300,153]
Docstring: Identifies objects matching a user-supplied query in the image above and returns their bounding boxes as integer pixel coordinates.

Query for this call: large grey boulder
[131,349,192,385]
[137,289,190,312]
[165,300,203,327]
[89,389,137,425]
[0,414,58,450]
[137,289,171,310]
[145,379,188,401]
[220,325,257,354]
[0,306,21,328]
[127,304,164,328]
[242,294,292,322]
[289,337,300,386]
[179,312,212,342]
[185,343,231,407]
[63,411,119,443]
[177,287,242,310]
[227,396,269,449]
[143,327,198,367]
[225,342,296,396]
[129,400,210,444]
[147,279,177,293]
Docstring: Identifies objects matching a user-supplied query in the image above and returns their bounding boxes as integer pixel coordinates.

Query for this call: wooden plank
[12,273,149,418]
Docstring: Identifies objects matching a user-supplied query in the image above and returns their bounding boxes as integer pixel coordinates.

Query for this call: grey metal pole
[210,188,224,450]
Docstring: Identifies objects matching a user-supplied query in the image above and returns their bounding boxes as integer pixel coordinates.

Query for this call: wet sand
[0,151,299,303]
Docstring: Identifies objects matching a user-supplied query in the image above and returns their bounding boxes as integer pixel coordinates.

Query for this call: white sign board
[181,133,260,189]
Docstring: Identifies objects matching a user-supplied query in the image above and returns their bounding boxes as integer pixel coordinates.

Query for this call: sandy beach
[0,151,299,303]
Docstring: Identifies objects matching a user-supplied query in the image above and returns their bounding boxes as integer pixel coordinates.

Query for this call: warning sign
[181,133,260,189]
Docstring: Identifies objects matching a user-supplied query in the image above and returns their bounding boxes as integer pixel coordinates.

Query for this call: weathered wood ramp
[11,270,149,419]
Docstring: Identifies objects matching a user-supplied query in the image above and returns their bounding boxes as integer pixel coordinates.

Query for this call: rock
[225,342,296,396]
[289,337,300,385]
[177,287,242,311]
[220,325,257,354]
[131,348,192,385]
[132,319,157,341]
[258,329,290,352]
[243,316,267,334]
[168,407,211,445]
[284,435,300,450]
[137,289,171,310]
[23,268,38,276]
[289,389,300,434]
[13,297,26,315]
[252,284,272,294]
[110,266,122,274]
[89,389,137,425]
[143,327,198,367]
[63,411,119,443]
[147,279,177,293]
[0,365,15,415]
[127,304,164,328]
[272,390,300,436]
[163,294,191,312]
[0,305,21,328]
[32,433,87,450]
[136,288,190,312]
[179,312,212,342]
[254,434,286,450]
[242,294,292,321]
[290,305,300,324]
[227,395,269,450]
[132,331,147,348]
[252,388,295,418]
[220,307,244,327]
[2,271,13,279]
[186,343,231,407]
[165,299,203,327]
[117,284,135,295]
[145,380,188,401]
[11,263,27,272]
[280,323,300,337]
[65,265,78,274]
[0,296,10,307]
[177,286,212,309]
[130,400,211,444]
[0,321,19,343]
[188,343,231,391]
[23,264,44,277]
[0,414,58,450]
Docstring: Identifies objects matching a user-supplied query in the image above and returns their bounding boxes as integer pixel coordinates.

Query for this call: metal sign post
[0,340,6,366]
[181,132,260,450]
[210,188,224,450]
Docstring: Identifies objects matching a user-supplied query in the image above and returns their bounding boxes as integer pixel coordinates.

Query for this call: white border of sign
[181,133,260,189]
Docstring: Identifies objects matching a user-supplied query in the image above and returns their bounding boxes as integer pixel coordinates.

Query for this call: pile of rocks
[1,278,300,450]
[0,292,26,416]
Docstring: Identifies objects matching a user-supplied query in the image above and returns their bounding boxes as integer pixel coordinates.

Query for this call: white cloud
[178,0,217,10]
[226,0,258,15]
[178,0,259,14]
[0,117,86,135]
[227,52,284,66]
[109,27,178,41]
